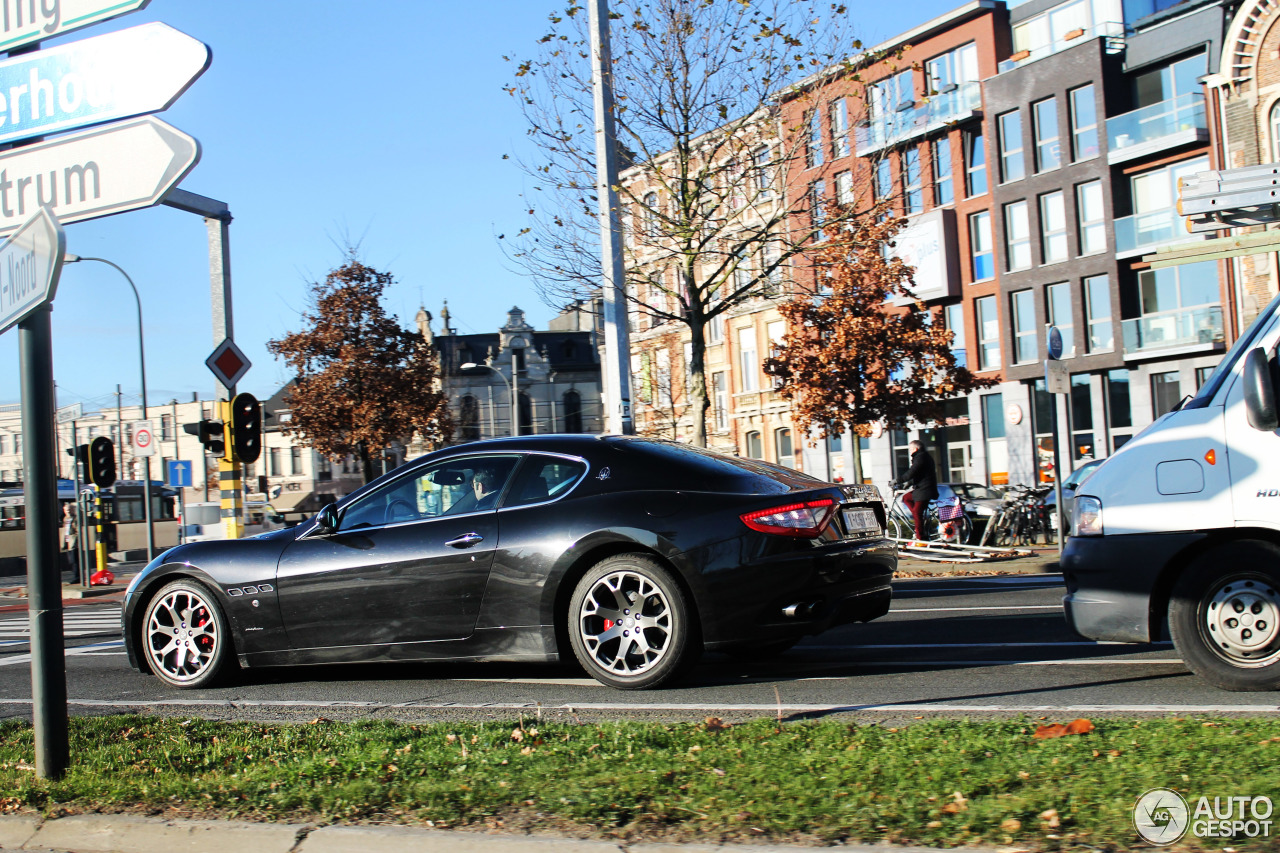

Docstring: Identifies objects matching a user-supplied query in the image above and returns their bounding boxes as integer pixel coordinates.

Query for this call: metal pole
[19,306,68,779]
[511,363,519,437]
[588,0,633,435]
[1052,398,1065,557]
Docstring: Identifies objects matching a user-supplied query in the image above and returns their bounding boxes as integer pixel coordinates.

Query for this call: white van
[1063,293,1280,691]
[181,501,287,542]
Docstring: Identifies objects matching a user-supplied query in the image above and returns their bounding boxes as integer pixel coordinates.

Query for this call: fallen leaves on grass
[705,716,731,732]
[1033,719,1094,739]
[941,791,969,813]
[1041,808,1061,828]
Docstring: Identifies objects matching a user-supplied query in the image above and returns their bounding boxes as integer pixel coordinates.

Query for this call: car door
[274,453,521,650]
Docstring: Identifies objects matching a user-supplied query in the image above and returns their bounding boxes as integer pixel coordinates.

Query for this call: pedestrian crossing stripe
[0,607,122,638]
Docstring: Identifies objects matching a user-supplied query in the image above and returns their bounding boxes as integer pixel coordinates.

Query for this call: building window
[290,446,302,476]
[751,146,774,200]
[1070,84,1099,160]
[775,428,794,468]
[1012,289,1037,364]
[1004,200,1031,271]
[932,137,953,206]
[903,147,923,214]
[1133,51,1206,109]
[1040,191,1067,263]
[874,157,892,202]
[834,170,853,205]
[317,454,333,482]
[926,42,978,92]
[982,393,1007,487]
[1107,368,1132,449]
[970,210,994,281]
[1033,97,1060,172]
[737,326,759,392]
[1151,370,1182,419]
[1046,282,1074,358]
[1138,261,1219,316]
[1196,366,1215,389]
[830,98,850,159]
[944,302,967,368]
[159,414,172,441]
[1077,180,1105,255]
[712,371,728,432]
[976,295,1000,370]
[268,447,281,477]
[767,320,786,390]
[809,180,826,234]
[642,191,660,237]
[1085,274,1113,352]
[1070,373,1094,462]
[868,69,913,126]
[559,390,580,433]
[964,131,987,196]
[998,110,1024,183]
[460,395,481,441]
[1271,101,1280,161]
[806,110,823,168]
[744,430,763,459]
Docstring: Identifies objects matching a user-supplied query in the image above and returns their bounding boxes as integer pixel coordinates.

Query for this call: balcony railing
[997,21,1125,74]
[1106,92,1207,163]
[1121,305,1223,356]
[854,81,981,155]
[1113,206,1205,257]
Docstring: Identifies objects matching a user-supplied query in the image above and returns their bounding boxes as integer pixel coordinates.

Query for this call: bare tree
[503,0,892,446]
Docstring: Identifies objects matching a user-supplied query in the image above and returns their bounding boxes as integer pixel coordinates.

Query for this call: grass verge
[1,714,1278,849]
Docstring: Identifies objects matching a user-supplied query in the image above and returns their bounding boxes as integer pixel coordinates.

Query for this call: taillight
[740,498,837,538]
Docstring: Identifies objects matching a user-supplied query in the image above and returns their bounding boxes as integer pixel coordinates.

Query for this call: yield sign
[206,338,251,389]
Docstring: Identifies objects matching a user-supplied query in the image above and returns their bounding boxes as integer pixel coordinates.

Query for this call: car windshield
[953,484,1002,501]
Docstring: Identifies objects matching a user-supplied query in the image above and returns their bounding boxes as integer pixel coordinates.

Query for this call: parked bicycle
[982,484,1056,546]
[884,486,972,544]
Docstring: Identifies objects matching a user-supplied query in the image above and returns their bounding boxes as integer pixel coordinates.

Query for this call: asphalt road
[1,573,1277,725]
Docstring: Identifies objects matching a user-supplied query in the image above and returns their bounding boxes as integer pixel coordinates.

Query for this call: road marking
[805,641,1172,649]
[794,659,1186,669]
[889,605,1063,613]
[0,639,123,667]
[0,698,1273,714]
[0,606,121,639]
[898,575,1063,586]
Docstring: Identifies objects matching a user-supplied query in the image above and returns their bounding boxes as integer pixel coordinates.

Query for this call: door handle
[445,532,484,548]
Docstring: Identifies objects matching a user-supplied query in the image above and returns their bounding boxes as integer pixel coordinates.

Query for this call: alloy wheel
[576,570,672,677]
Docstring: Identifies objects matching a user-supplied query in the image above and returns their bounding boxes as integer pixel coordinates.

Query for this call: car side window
[505,455,588,508]
[338,455,520,530]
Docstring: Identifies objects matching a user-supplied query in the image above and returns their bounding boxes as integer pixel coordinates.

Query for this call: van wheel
[1168,542,1280,691]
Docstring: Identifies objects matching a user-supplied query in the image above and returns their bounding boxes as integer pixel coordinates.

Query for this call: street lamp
[460,362,518,437]
[63,254,155,561]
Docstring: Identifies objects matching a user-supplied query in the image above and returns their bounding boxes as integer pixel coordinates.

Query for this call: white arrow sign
[0,0,153,53]
[0,207,65,336]
[0,117,199,236]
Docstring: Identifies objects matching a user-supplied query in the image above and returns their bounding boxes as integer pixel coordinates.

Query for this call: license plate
[842,508,879,535]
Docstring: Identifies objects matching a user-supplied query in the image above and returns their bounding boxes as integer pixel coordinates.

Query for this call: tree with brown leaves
[764,210,995,477]
[267,255,452,483]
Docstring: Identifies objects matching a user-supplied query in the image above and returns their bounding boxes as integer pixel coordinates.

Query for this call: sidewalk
[0,814,1006,853]
[0,565,140,613]
[895,544,1060,577]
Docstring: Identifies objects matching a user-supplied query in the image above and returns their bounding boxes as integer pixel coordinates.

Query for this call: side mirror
[314,503,340,534]
[1243,347,1280,432]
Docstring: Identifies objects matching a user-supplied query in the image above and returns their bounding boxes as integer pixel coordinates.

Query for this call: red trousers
[902,492,926,540]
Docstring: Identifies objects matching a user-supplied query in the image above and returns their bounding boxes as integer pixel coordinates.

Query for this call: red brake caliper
[602,619,614,632]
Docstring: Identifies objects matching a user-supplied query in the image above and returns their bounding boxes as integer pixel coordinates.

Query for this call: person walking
[894,439,938,541]
[61,503,80,584]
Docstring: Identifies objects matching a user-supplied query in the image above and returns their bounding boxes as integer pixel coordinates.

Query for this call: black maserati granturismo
[122,435,895,690]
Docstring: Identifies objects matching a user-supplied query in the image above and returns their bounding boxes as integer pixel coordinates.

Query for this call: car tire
[140,579,235,690]
[1168,541,1280,692]
[568,554,699,690]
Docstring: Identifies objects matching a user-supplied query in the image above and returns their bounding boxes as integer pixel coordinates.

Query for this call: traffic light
[230,392,261,464]
[88,436,116,488]
[184,419,225,458]
[66,443,89,478]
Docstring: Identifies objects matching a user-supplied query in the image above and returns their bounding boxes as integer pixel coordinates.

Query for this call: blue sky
[0,0,958,413]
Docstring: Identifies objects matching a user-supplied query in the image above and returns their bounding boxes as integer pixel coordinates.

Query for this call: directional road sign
[167,460,192,489]
[0,207,65,335]
[0,117,200,236]
[206,337,251,388]
[131,420,155,457]
[0,22,210,146]
[0,0,153,53]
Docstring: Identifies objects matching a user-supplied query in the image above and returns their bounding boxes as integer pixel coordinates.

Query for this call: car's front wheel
[1168,541,1280,692]
[568,554,698,689]
[141,579,234,689]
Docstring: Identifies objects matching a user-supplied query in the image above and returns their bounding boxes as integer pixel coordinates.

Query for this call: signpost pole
[1045,325,1067,558]
[19,305,67,779]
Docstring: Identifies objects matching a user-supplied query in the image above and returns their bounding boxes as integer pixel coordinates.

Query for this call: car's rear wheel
[1169,542,1280,692]
[141,579,234,689]
[568,554,698,689]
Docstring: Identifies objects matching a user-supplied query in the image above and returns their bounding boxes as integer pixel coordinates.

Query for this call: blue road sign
[167,460,192,489]
[0,22,209,147]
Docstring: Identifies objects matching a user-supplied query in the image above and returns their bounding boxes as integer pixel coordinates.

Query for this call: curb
[0,814,1007,853]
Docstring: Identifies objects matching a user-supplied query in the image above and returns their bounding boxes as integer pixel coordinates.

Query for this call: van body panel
[1220,317,1280,531]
